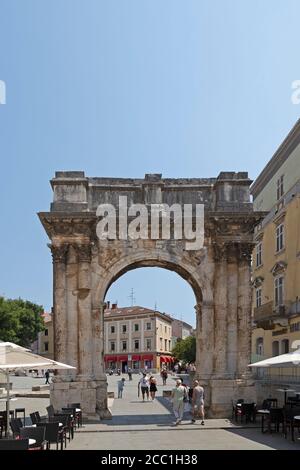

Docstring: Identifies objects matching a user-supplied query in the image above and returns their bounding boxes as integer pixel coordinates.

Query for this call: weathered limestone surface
[39,171,264,419]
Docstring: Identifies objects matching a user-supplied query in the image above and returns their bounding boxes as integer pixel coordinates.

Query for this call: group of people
[171,379,205,426]
[117,371,160,401]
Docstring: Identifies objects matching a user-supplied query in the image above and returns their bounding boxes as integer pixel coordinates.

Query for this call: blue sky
[0,0,299,326]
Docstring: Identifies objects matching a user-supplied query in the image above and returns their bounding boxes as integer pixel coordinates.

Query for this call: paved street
[2,373,300,449]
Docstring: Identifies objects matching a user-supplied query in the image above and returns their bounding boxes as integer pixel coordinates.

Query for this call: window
[275,276,284,306]
[160,338,163,350]
[134,323,139,332]
[122,341,127,351]
[122,324,127,333]
[146,339,151,350]
[146,322,151,331]
[256,243,262,267]
[272,341,279,357]
[110,341,115,352]
[256,337,264,356]
[44,329,48,336]
[277,175,284,200]
[44,342,49,352]
[276,224,284,252]
[281,339,289,354]
[165,326,167,333]
[134,340,139,350]
[110,325,115,334]
[164,339,167,351]
[168,340,171,351]
[256,288,262,308]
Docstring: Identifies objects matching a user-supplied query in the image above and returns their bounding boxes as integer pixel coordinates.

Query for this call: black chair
[30,412,38,425]
[15,407,26,426]
[37,422,63,450]
[283,407,300,439]
[10,418,23,437]
[68,402,82,427]
[232,399,244,420]
[0,410,15,434]
[266,408,284,433]
[20,426,47,450]
[0,438,29,450]
[236,403,256,423]
[46,405,55,418]
[265,398,278,408]
[0,415,5,438]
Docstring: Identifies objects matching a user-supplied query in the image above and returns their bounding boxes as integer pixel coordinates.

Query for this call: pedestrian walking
[171,379,187,425]
[161,368,168,385]
[45,369,50,385]
[191,380,205,425]
[128,367,133,381]
[118,378,126,398]
[138,373,149,401]
[149,376,157,400]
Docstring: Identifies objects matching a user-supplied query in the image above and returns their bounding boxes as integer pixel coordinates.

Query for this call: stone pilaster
[196,301,214,379]
[213,243,228,377]
[237,243,253,378]
[49,243,68,379]
[65,245,78,378]
[75,243,93,380]
[226,243,239,377]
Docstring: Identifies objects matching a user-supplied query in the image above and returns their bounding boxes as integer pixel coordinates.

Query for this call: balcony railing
[253,301,294,326]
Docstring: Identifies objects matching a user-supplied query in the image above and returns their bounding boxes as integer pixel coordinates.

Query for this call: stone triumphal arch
[39,171,263,418]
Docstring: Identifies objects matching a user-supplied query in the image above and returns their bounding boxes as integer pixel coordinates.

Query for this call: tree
[172,335,196,363]
[0,296,44,347]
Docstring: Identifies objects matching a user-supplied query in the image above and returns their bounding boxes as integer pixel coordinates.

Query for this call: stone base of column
[95,378,112,420]
[50,379,110,420]
[196,378,257,418]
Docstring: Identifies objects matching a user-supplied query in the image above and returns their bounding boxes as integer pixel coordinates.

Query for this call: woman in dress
[149,376,157,400]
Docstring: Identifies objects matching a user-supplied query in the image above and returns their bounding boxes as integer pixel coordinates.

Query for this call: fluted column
[226,244,238,377]
[92,302,106,379]
[237,243,253,377]
[213,243,228,376]
[49,243,68,379]
[76,244,93,380]
[65,245,78,378]
[195,301,214,379]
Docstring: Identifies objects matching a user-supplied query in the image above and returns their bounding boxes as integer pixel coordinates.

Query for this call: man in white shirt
[138,373,150,401]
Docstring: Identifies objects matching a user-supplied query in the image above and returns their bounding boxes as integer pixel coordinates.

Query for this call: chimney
[106,301,110,310]
[112,303,117,310]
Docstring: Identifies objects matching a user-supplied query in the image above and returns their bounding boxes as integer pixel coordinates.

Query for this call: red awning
[132,355,141,361]
[117,355,128,361]
[105,355,117,361]
[142,354,153,360]
[160,356,167,362]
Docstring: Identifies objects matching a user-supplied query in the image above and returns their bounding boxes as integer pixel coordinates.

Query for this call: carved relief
[48,243,69,263]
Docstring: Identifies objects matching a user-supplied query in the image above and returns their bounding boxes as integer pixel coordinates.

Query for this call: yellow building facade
[251,120,300,386]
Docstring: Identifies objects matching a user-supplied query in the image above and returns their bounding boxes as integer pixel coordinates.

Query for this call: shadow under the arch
[102,395,192,427]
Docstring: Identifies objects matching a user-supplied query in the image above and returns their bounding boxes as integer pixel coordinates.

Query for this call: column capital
[74,243,92,263]
[212,242,227,262]
[237,242,254,264]
[48,243,69,263]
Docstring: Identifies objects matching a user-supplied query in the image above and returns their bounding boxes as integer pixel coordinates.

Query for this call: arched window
[272,341,279,357]
[256,337,264,356]
[281,339,289,354]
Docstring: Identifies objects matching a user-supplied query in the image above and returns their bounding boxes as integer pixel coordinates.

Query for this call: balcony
[253,302,292,329]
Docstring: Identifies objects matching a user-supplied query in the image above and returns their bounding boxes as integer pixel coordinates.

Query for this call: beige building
[251,120,300,386]
[35,312,54,360]
[104,303,173,372]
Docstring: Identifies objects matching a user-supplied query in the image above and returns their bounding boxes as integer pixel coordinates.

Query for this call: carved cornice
[271,261,287,276]
[38,212,97,240]
[253,276,264,288]
[48,243,69,263]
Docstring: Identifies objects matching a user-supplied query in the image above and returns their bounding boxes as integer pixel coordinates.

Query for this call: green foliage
[0,296,44,347]
[172,335,196,363]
